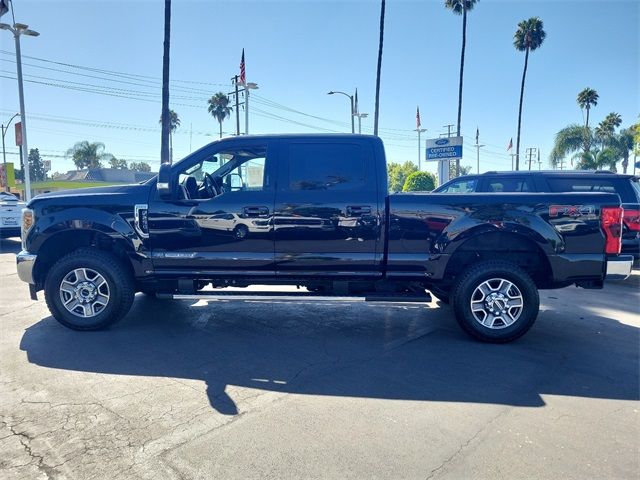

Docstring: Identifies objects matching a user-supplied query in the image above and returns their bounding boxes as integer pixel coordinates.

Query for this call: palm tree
[573,147,619,171]
[159,109,180,161]
[513,17,546,170]
[549,124,587,169]
[373,0,386,136]
[614,127,635,174]
[445,0,479,177]
[207,93,233,138]
[576,88,599,154]
[160,0,172,164]
[66,141,114,170]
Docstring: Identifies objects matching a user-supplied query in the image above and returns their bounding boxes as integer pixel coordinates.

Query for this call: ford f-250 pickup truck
[16,134,633,342]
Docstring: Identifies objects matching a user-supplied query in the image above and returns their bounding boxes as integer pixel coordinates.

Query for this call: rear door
[273,138,383,276]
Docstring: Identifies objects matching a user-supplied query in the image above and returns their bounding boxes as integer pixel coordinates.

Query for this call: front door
[148,139,277,275]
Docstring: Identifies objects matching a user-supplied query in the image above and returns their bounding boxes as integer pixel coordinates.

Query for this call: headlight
[21,208,34,247]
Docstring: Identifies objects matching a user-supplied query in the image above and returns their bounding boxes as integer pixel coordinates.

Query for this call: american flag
[507,138,513,151]
[0,0,9,18]
[475,127,479,144]
[239,49,246,85]
[416,107,421,129]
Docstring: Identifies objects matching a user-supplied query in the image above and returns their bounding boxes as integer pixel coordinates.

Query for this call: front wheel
[44,248,135,331]
[451,261,539,343]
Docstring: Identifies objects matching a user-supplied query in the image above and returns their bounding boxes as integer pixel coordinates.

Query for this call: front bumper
[605,255,633,281]
[16,250,37,284]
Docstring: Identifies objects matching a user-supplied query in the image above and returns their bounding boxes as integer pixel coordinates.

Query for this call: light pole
[353,112,368,134]
[1,112,20,192]
[244,82,258,135]
[415,128,426,170]
[474,143,485,174]
[0,22,39,201]
[328,91,355,134]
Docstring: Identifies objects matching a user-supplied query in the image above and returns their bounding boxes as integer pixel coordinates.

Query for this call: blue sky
[0,0,638,176]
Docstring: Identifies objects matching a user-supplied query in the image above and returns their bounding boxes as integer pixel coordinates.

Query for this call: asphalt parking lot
[1,237,638,480]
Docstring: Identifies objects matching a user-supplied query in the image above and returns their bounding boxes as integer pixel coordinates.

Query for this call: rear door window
[546,177,616,193]
[484,177,535,192]
[287,143,366,191]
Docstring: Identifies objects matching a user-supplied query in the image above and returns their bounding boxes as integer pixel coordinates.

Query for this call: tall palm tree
[159,109,180,161]
[66,141,114,170]
[513,17,546,170]
[160,0,172,164]
[576,88,598,154]
[207,93,233,138]
[373,0,386,136]
[445,0,479,177]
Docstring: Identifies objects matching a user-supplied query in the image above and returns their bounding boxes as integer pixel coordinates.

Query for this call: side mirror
[157,163,173,200]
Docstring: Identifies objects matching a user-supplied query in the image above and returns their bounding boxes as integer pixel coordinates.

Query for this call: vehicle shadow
[20,296,639,415]
[0,237,22,254]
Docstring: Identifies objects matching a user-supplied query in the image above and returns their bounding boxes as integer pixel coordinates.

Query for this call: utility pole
[537,148,542,170]
[415,128,426,170]
[510,154,516,171]
[442,124,455,138]
[525,147,537,171]
[189,123,193,152]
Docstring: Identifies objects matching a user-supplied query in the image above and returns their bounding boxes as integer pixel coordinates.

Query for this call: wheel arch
[443,230,554,289]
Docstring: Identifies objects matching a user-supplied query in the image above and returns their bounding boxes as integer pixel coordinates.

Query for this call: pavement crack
[425,407,510,480]
[2,420,58,480]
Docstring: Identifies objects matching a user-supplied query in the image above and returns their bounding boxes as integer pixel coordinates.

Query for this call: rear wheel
[451,261,539,343]
[44,248,134,330]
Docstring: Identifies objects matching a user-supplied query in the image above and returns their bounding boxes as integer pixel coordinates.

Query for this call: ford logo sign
[435,139,449,145]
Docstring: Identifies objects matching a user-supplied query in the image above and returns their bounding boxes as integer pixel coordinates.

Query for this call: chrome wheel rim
[470,278,523,329]
[59,268,110,318]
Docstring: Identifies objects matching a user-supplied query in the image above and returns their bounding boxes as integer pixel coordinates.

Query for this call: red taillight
[601,207,623,255]
[623,209,640,232]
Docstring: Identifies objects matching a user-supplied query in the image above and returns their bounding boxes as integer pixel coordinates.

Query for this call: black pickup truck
[17,134,633,342]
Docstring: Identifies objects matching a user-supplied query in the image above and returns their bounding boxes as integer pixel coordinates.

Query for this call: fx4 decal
[549,205,596,218]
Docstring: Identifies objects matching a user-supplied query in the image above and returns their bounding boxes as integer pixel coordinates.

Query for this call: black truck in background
[17,135,633,342]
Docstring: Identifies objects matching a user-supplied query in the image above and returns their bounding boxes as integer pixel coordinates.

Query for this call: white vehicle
[0,192,24,238]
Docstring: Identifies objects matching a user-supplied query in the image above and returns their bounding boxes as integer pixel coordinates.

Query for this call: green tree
[514,17,546,170]
[445,0,479,176]
[108,157,128,169]
[387,161,418,192]
[373,0,385,136]
[402,171,437,192]
[450,163,472,178]
[159,109,180,161]
[66,141,114,169]
[28,148,47,181]
[573,147,619,171]
[576,87,599,152]
[129,162,151,172]
[207,92,233,139]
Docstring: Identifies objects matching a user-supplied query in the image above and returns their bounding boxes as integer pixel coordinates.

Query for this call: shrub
[402,171,436,192]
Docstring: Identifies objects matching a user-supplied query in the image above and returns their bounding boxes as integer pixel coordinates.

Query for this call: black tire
[44,248,135,331]
[233,224,249,240]
[451,261,539,343]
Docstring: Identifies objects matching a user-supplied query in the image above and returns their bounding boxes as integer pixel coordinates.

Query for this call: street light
[1,112,20,192]
[327,91,355,134]
[0,22,39,201]
[353,112,368,134]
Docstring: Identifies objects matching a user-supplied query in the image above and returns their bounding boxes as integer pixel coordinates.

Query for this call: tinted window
[485,177,534,192]
[547,178,616,194]
[438,178,478,193]
[288,143,365,190]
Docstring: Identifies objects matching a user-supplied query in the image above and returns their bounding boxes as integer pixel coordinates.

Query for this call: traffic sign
[426,136,463,161]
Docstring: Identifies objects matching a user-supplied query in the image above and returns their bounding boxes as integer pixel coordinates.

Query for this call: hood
[28,183,152,207]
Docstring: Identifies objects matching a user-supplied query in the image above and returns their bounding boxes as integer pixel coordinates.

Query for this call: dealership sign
[425,136,463,161]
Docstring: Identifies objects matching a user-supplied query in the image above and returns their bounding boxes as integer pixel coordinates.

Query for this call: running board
[157,290,432,303]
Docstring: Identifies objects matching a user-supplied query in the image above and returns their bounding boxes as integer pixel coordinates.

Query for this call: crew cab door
[273,139,383,276]
[147,139,277,274]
